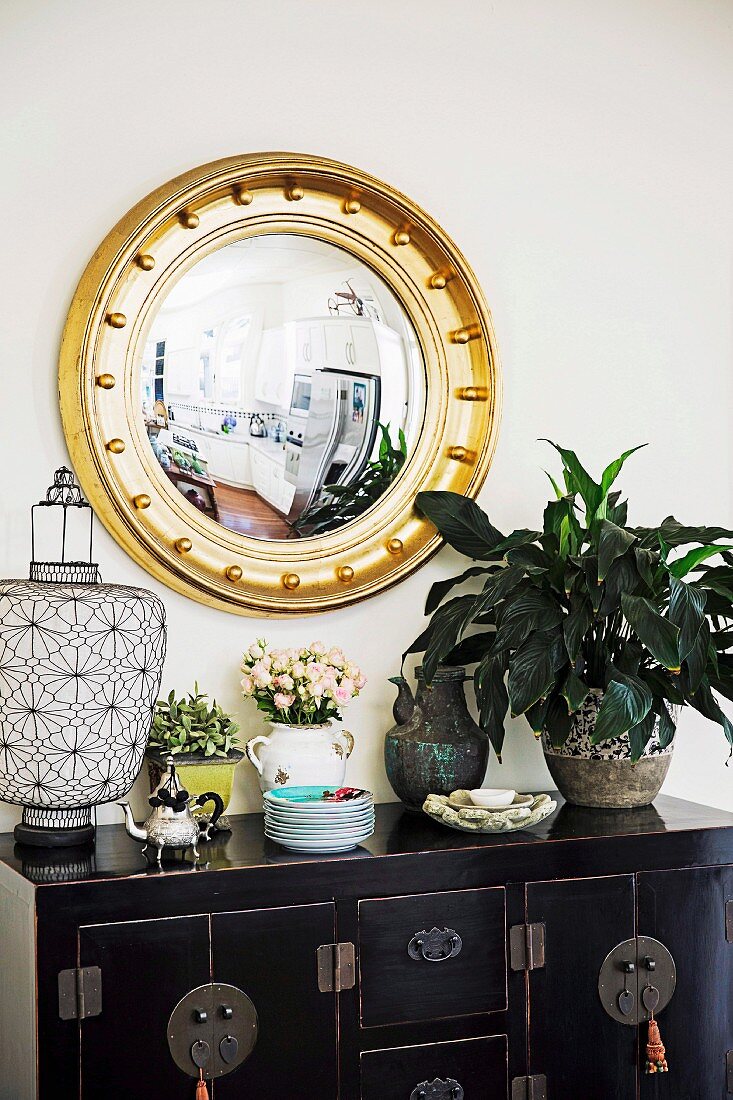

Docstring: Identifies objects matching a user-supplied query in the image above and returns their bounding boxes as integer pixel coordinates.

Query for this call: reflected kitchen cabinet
[254,327,287,407]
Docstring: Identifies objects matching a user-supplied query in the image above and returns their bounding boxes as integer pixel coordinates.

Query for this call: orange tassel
[196,1068,209,1099]
[645,1015,668,1074]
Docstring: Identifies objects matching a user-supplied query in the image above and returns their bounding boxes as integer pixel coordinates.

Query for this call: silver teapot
[119,765,224,864]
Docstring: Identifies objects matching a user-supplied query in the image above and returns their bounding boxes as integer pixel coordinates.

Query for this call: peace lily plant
[408,443,733,807]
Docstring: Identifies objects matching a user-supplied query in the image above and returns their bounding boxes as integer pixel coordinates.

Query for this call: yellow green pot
[146,747,244,817]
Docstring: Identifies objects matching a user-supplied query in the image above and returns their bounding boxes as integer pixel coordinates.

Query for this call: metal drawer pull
[411,1078,464,1100]
[407,926,462,962]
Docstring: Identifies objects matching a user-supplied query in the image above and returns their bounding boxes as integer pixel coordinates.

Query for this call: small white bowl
[469,788,516,809]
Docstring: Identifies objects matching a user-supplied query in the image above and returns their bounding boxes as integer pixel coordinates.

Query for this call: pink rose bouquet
[241,640,366,725]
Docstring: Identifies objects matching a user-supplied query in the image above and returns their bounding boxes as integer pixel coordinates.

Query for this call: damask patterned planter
[542,690,673,809]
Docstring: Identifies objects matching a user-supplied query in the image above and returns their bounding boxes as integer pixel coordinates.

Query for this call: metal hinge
[510,923,546,971]
[726,900,733,943]
[316,942,356,992]
[512,1075,547,1100]
[58,966,102,1020]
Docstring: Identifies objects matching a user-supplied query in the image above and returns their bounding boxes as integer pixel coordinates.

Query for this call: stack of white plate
[264,786,375,852]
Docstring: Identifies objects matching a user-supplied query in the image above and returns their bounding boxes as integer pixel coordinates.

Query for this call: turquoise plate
[265,786,372,805]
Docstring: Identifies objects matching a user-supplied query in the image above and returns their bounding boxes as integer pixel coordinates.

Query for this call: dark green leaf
[505,544,553,574]
[542,440,602,516]
[545,693,574,748]
[598,521,637,582]
[563,593,593,663]
[508,630,564,716]
[634,548,658,591]
[684,618,711,693]
[592,671,652,742]
[422,595,481,684]
[525,695,552,735]
[634,517,733,550]
[416,491,505,559]
[474,654,509,760]
[668,544,733,579]
[444,632,496,666]
[639,666,685,706]
[424,565,494,614]
[655,703,676,749]
[621,593,681,672]
[606,491,629,528]
[598,554,642,617]
[562,668,590,713]
[687,677,733,746]
[492,587,564,653]
[629,711,656,762]
[668,575,707,661]
[616,641,643,675]
[600,445,647,500]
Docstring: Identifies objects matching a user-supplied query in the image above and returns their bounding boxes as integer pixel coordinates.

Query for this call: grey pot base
[543,752,673,809]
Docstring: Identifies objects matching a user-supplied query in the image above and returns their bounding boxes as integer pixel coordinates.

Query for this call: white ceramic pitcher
[245,721,354,793]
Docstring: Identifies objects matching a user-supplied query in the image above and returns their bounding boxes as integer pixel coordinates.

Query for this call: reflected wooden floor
[214,482,292,539]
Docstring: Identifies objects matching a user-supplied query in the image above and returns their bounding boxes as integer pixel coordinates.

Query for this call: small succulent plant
[149,685,240,757]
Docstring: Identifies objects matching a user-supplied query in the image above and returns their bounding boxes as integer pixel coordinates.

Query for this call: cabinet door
[79,915,210,1100]
[359,887,506,1026]
[527,875,637,1098]
[361,1036,507,1100]
[323,319,351,371]
[638,865,733,1099]
[349,321,380,372]
[212,902,338,1098]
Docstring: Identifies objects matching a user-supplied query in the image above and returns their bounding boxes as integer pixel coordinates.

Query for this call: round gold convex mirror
[59,153,501,615]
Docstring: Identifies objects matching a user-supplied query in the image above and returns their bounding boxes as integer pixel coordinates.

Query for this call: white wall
[1,0,731,831]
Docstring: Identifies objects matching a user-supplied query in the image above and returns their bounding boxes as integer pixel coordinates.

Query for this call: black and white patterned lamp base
[14,805,95,848]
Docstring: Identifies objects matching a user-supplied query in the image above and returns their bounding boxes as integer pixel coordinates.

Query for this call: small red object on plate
[324,787,368,802]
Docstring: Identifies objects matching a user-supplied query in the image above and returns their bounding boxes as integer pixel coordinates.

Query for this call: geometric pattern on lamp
[0,468,167,846]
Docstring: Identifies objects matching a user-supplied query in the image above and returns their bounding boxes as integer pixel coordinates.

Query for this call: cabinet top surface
[1,794,732,888]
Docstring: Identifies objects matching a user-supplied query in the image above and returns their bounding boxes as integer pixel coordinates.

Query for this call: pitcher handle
[340,729,355,758]
[245,735,270,775]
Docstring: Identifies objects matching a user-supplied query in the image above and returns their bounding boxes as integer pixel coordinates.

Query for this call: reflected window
[198,328,217,401]
[219,316,251,403]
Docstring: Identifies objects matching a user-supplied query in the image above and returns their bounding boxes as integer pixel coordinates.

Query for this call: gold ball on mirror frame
[179,211,200,229]
[133,494,151,509]
[286,185,304,201]
[387,538,404,555]
[226,565,243,582]
[282,573,301,590]
[337,565,355,582]
[106,312,127,329]
[233,187,253,206]
[394,230,411,246]
[344,198,361,214]
[106,438,125,454]
[96,374,116,389]
[136,254,155,271]
[174,538,192,554]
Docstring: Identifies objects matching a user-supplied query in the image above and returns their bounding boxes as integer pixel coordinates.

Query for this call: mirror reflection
[140,234,425,540]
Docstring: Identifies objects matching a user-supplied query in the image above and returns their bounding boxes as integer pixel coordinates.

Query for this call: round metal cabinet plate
[167,982,258,1080]
[598,936,676,1026]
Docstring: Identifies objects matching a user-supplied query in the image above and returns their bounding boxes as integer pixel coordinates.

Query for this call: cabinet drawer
[361,1036,507,1100]
[358,887,506,1026]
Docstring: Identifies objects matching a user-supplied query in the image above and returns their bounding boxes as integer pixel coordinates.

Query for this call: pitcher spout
[388,675,415,725]
[118,802,147,844]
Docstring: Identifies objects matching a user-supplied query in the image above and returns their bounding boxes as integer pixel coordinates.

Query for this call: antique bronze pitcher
[385,666,489,811]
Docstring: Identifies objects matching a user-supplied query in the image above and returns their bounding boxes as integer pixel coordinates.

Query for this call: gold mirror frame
[59,153,501,616]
